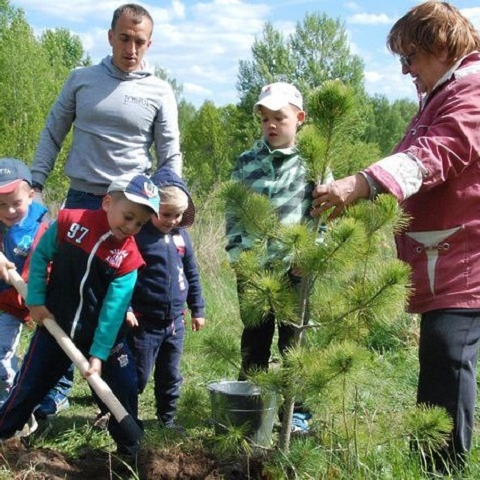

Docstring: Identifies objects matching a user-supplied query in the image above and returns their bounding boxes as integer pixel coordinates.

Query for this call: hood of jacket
[150,168,195,228]
[101,55,154,81]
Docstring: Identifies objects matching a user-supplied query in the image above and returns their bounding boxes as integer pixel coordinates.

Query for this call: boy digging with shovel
[0,172,159,460]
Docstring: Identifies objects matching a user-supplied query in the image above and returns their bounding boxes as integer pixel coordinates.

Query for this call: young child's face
[259,104,305,149]
[151,203,185,234]
[102,195,153,241]
[0,182,34,227]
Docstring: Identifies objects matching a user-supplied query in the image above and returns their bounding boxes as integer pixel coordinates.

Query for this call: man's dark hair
[111,3,154,31]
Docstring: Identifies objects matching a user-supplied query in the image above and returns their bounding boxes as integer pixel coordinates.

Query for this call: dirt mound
[138,448,220,479]
[0,438,267,479]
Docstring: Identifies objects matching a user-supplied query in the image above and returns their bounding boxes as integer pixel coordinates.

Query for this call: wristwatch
[358,171,381,201]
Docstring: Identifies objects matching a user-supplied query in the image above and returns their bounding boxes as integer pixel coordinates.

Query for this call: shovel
[7,268,143,442]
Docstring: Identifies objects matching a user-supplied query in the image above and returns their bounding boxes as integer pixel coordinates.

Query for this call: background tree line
[0,0,416,204]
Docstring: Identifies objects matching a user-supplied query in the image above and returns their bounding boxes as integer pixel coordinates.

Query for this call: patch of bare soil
[0,438,268,479]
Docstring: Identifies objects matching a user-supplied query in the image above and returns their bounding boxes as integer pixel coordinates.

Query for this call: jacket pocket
[400,225,467,298]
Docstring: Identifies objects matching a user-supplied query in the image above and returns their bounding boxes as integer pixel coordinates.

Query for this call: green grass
[7,198,480,479]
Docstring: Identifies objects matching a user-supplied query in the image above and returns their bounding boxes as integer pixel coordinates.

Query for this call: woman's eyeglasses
[400,52,416,69]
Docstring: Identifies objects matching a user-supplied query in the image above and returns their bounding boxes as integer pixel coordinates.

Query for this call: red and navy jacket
[27,208,145,360]
[0,201,50,322]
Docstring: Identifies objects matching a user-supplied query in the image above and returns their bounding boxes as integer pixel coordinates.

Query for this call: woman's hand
[312,173,370,219]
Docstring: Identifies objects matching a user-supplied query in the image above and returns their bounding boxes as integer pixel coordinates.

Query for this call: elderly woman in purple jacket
[312,1,480,474]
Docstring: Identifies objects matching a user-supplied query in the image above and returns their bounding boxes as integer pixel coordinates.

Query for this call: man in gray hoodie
[31,3,182,420]
[31,3,182,204]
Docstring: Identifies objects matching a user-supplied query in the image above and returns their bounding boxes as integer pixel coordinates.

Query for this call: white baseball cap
[253,82,303,112]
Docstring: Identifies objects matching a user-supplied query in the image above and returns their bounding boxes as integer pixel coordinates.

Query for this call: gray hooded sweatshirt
[32,56,182,194]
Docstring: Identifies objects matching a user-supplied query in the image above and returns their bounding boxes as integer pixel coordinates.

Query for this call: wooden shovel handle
[7,268,143,441]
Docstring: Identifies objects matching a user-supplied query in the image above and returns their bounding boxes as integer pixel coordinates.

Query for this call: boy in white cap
[225,82,321,433]
[0,158,50,438]
[0,172,159,458]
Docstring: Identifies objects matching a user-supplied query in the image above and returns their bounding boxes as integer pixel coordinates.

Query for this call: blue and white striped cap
[108,173,160,217]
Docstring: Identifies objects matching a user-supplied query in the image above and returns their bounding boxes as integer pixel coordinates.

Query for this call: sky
[9,0,480,108]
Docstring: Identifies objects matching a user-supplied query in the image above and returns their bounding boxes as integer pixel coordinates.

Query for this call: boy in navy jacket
[127,167,205,428]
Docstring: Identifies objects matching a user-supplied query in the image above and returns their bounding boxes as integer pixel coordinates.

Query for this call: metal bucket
[207,381,277,447]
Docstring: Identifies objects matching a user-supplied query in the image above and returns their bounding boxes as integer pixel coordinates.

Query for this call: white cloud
[184,82,211,95]
[461,7,480,30]
[345,2,360,11]
[271,20,296,38]
[172,0,186,19]
[364,70,382,83]
[140,1,272,106]
[13,0,116,24]
[364,64,417,103]
[347,13,391,25]
[77,28,104,55]
[191,0,269,32]
[13,1,185,24]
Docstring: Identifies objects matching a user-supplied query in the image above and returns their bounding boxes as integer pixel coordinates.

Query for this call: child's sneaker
[34,393,70,419]
[14,414,38,438]
[159,419,186,435]
[93,411,111,430]
[291,412,312,434]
